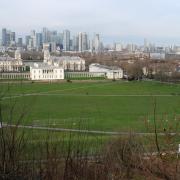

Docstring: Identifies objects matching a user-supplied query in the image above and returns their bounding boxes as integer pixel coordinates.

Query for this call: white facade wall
[30,64,64,80]
[56,58,86,71]
[0,59,23,72]
[89,64,123,79]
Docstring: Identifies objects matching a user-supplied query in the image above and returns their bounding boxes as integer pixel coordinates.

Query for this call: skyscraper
[25,35,31,47]
[78,32,83,52]
[82,32,88,51]
[17,38,23,47]
[36,33,43,50]
[5,30,11,46]
[94,34,101,53]
[79,32,88,52]
[10,32,16,45]
[2,28,7,46]
[63,30,70,51]
[42,27,48,43]
[31,30,36,49]
[72,35,79,51]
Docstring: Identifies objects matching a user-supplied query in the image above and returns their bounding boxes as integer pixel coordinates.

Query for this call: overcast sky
[1,0,180,45]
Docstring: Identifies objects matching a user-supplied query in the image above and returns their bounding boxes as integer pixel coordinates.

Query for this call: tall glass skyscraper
[2,28,7,46]
[63,30,70,51]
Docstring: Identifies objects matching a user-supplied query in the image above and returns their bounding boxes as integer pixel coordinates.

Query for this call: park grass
[1,80,180,132]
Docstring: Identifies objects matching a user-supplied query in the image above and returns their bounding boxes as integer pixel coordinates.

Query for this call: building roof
[52,56,85,62]
[0,56,16,61]
[30,62,63,70]
[90,63,122,71]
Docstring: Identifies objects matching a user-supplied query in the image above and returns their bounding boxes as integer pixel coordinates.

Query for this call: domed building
[0,49,25,72]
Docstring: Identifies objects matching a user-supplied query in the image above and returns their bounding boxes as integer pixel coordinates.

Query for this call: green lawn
[1,81,180,132]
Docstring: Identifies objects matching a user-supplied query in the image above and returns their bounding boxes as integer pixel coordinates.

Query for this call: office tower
[50,31,58,43]
[25,35,31,47]
[73,35,79,51]
[31,30,36,49]
[50,42,57,52]
[1,29,11,46]
[2,28,16,47]
[10,32,16,45]
[78,32,88,52]
[27,38,33,51]
[6,30,11,46]
[57,33,63,45]
[93,34,101,53]
[63,30,70,51]
[2,28,7,46]
[36,33,43,50]
[82,32,88,51]
[17,38,23,47]
[42,27,49,43]
[78,32,83,52]
[94,34,100,52]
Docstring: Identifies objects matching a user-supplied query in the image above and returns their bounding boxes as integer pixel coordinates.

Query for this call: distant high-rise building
[94,34,101,52]
[25,35,31,47]
[79,32,88,52]
[6,30,11,46]
[50,42,57,52]
[63,30,70,51]
[31,30,36,49]
[10,32,16,45]
[27,38,33,51]
[2,28,13,46]
[2,28,7,46]
[36,33,43,50]
[50,31,58,43]
[82,32,88,51]
[72,35,79,51]
[78,32,83,52]
[58,33,64,45]
[17,38,23,47]
[42,27,49,43]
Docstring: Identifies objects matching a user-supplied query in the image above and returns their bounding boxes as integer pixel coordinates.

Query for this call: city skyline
[1,0,180,45]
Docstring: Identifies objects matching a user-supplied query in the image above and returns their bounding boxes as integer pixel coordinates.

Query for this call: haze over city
[1,0,180,45]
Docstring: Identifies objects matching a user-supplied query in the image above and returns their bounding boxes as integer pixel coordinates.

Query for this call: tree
[126,62,144,80]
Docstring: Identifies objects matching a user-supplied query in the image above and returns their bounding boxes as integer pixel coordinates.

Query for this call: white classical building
[0,49,25,72]
[89,63,123,79]
[30,43,86,81]
[30,63,64,80]
[52,56,85,71]
[43,43,86,71]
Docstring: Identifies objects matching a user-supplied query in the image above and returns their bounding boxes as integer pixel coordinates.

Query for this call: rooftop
[90,63,122,71]
[0,56,16,61]
[52,56,85,62]
[31,62,63,70]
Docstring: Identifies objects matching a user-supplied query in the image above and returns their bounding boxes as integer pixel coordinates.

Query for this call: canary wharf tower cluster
[1,28,103,53]
[0,27,124,81]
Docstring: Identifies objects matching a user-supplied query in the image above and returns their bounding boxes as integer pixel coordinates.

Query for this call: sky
[1,0,180,45]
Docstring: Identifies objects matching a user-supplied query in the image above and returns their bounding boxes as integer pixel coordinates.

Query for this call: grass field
[1,80,180,132]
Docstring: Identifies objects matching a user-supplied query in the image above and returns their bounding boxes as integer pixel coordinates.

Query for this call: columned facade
[0,72,30,80]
